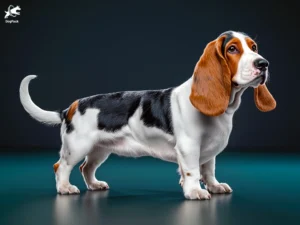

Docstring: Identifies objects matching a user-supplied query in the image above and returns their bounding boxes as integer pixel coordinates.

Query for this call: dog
[20,31,276,200]
[4,5,21,19]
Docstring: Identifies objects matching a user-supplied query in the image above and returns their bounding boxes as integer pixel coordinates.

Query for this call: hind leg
[54,135,94,194]
[54,156,80,194]
[80,147,110,191]
[178,162,184,187]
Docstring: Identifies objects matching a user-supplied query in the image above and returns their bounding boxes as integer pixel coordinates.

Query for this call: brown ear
[254,84,276,112]
[189,36,231,116]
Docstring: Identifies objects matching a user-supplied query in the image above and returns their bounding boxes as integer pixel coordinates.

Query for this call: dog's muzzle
[259,70,269,84]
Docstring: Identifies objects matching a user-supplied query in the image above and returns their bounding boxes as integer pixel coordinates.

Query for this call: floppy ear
[189,36,231,116]
[254,84,276,112]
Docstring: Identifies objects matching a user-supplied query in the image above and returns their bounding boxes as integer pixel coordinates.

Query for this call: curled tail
[19,75,62,125]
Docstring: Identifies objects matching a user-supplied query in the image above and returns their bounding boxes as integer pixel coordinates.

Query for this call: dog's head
[12,6,21,14]
[190,31,276,116]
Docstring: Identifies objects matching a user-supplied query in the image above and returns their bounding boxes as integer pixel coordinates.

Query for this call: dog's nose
[254,58,269,71]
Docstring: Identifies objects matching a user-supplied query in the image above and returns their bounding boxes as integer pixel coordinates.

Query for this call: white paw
[87,180,109,191]
[207,183,232,194]
[57,184,80,195]
[184,187,211,200]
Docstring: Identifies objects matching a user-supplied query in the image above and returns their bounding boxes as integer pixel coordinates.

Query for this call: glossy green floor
[0,151,299,225]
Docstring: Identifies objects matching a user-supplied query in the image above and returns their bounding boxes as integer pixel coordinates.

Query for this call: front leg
[201,157,232,194]
[176,137,211,200]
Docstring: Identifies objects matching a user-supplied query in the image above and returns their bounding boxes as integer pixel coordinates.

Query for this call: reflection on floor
[0,151,299,225]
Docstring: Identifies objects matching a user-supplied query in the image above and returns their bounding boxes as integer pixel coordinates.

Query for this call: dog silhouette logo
[4,5,21,19]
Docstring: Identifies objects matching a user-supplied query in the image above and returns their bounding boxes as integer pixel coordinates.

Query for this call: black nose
[254,58,269,71]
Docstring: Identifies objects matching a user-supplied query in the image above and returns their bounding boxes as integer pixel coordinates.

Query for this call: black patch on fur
[58,110,64,121]
[76,88,174,134]
[78,92,141,132]
[61,109,74,133]
[140,88,173,134]
[66,123,74,133]
[219,31,234,55]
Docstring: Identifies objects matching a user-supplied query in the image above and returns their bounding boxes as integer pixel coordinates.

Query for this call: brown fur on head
[189,36,231,116]
[190,32,276,116]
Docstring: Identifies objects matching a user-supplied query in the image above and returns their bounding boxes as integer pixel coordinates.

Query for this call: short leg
[176,136,211,200]
[201,157,232,194]
[54,156,81,195]
[178,162,184,187]
[54,135,94,195]
[80,147,110,191]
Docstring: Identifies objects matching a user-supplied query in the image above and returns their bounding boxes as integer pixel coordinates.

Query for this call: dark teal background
[1,0,299,151]
[1,152,300,225]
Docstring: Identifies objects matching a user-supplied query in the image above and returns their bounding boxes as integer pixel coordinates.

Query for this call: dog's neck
[178,77,247,116]
[226,86,247,114]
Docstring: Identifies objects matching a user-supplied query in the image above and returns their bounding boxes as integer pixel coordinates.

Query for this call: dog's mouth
[260,73,267,84]
[256,71,268,85]
[232,72,267,88]
[233,82,239,87]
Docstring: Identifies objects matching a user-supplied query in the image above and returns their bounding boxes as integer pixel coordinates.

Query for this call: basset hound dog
[20,30,276,200]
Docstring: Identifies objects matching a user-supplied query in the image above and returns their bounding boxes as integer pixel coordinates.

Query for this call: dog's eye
[228,45,239,54]
[252,45,257,52]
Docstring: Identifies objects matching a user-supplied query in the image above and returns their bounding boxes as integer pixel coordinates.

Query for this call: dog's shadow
[53,189,232,225]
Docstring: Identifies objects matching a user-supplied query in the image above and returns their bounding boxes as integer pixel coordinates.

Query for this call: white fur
[19,32,266,199]
[19,75,61,125]
[232,32,268,87]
